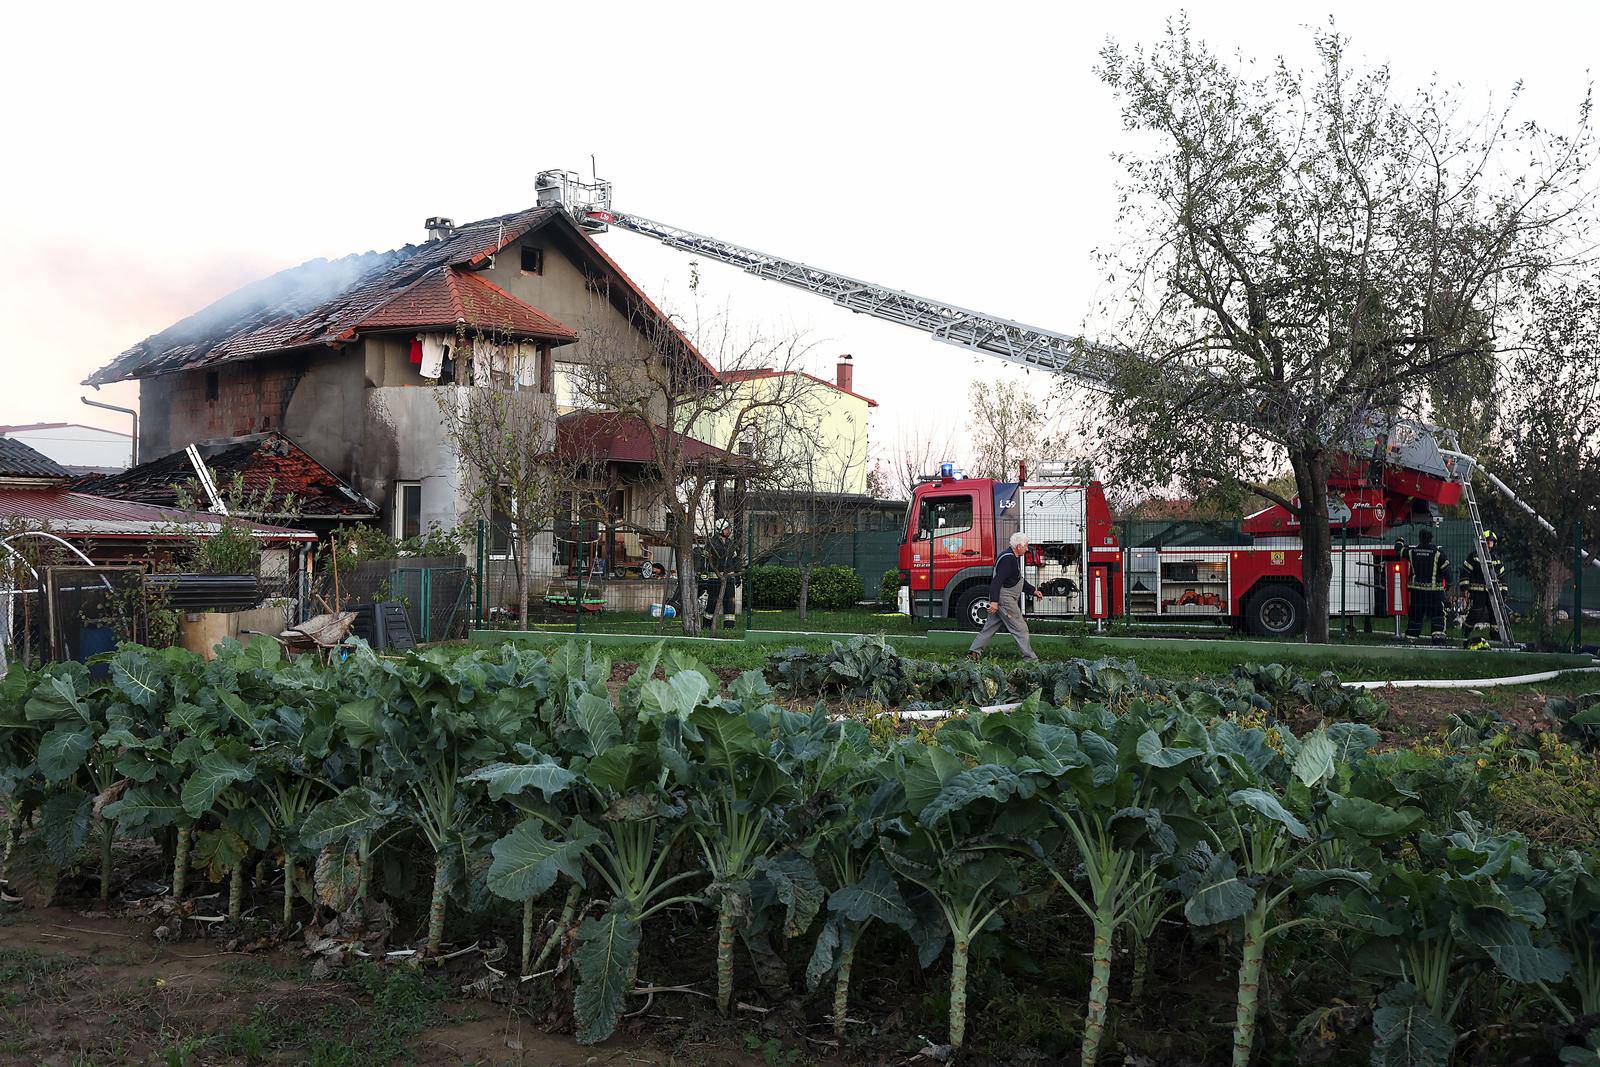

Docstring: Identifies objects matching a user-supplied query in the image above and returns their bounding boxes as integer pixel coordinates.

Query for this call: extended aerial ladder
[535,168,1598,643]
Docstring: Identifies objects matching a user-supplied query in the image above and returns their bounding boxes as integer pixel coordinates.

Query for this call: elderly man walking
[968,531,1040,662]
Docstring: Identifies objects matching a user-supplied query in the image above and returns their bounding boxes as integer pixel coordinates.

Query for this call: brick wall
[161,358,303,452]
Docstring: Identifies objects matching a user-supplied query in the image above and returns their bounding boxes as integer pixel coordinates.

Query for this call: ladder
[1459,480,1512,645]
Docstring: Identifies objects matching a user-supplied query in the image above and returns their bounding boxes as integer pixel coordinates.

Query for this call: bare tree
[1090,19,1594,641]
[886,417,961,500]
[748,383,874,619]
[966,379,1046,481]
[434,333,567,625]
[569,294,819,636]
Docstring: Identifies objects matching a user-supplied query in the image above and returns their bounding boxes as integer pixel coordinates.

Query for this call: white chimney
[425,216,455,242]
[836,353,855,392]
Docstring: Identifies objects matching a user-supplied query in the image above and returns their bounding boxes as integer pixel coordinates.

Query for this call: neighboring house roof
[80,431,377,519]
[87,207,715,385]
[0,422,127,436]
[0,438,72,480]
[354,267,578,342]
[0,487,317,542]
[722,368,878,408]
[555,411,749,469]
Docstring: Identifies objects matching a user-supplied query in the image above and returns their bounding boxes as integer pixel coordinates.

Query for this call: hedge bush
[749,564,864,609]
[879,568,902,604]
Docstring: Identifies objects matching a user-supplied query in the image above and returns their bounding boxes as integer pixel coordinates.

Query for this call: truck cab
[897,471,1120,628]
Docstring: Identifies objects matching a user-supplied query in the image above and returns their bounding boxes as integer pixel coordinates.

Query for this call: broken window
[520,245,544,275]
[393,481,422,541]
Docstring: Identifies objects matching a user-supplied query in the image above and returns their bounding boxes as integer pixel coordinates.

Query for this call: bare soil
[0,906,783,1066]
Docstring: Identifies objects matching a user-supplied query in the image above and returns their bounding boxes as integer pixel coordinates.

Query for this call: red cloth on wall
[409,336,423,365]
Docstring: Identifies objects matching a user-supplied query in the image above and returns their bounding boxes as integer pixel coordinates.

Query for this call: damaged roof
[356,267,578,342]
[0,438,72,481]
[80,431,377,519]
[0,487,317,542]
[87,207,712,385]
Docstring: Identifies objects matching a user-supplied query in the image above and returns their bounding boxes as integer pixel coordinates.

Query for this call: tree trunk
[1291,450,1333,643]
[1535,561,1570,645]
[798,562,812,621]
[676,520,701,636]
[514,525,530,629]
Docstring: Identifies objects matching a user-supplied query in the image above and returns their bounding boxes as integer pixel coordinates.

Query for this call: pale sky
[2,0,1593,476]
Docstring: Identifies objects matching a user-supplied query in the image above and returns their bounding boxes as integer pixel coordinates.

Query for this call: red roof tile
[555,412,748,468]
[356,267,578,342]
[721,367,878,407]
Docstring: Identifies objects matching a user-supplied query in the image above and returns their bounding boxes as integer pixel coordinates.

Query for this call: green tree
[1090,19,1593,641]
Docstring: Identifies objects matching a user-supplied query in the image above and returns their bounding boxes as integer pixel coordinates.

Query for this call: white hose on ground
[1343,665,1600,690]
[857,666,1600,720]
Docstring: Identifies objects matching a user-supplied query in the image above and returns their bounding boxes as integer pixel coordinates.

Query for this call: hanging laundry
[514,342,541,389]
[419,334,449,379]
[472,338,503,387]
[409,335,423,366]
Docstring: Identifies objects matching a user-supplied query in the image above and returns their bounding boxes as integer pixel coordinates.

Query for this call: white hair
[1009,531,1028,549]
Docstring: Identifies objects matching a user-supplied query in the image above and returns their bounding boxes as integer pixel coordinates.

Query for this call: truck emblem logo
[942,536,963,551]
[1271,551,1285,565]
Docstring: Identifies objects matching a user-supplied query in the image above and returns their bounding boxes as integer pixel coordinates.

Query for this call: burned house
[85,205,726,613]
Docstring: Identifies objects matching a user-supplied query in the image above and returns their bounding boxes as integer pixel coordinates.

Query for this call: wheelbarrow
[246,611,357,662]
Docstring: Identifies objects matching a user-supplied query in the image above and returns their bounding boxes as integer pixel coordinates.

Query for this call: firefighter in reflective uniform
[1458,530,1505,648]
[1395,528,1450,641]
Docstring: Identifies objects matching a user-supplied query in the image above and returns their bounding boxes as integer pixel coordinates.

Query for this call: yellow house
[705,355,876,496]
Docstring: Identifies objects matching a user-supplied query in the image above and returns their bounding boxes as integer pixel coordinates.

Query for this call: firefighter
[703,519,740,627]
[1458,529,1505,648]
[1395,528,1450,641]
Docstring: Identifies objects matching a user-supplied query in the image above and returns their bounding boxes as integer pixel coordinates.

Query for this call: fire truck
[533,168,1600,641]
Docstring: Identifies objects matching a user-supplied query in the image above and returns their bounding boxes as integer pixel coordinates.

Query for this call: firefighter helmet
[1481,529,1497,544]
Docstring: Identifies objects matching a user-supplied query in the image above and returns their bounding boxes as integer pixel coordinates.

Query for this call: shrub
[808,565,864,609]
[750,564,802,609]
[750,564,864,610]
[879,568,903,605]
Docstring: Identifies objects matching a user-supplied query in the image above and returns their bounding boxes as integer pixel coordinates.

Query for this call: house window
[205,371,220,401]
[552,361,587,408]
[520,245,544,275]
[393,481,422,541]
[488,492,516,560]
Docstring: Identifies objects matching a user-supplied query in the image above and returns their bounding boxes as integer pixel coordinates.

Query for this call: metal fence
[336,556,474,643]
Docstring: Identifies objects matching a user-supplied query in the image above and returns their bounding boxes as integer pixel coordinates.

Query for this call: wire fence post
[474,519,485,630]
[576,531,585,637]
[1576,520,1585,653]
[744,510,754,634]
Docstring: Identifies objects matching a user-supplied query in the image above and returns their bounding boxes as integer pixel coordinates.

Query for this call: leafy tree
[1089,18,1594,641]
[965,378,1046,481]
[1483,277,1600,642]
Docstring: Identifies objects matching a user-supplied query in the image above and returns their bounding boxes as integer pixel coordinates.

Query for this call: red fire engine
[895,430,1471,636]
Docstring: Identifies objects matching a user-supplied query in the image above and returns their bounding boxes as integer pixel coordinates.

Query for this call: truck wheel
[1245,584,1305,638]
[954,588,992,631]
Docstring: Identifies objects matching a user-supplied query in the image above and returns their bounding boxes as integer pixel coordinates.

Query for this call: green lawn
[472,623,1597,684]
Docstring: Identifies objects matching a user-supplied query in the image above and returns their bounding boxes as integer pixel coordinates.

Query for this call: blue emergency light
[939,462,955,479]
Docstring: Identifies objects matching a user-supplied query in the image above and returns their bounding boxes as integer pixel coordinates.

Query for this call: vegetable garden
[1,635,1598,1065]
